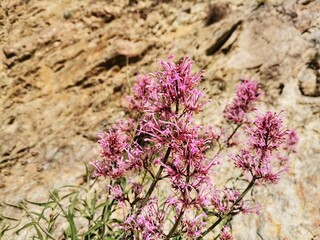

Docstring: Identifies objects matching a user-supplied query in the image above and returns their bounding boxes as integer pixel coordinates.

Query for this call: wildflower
[123,198,167,240]
[205,125,221,141]
[284,129,299,152]
[91,117,145,179]
[92,130,129,179]
[130,56,205,117]
[224,79,261,124]
[220,226,234,240]
[210,188,244,215]
[97,130,130,160]
[233,111,290,183]
[180,212,206,239]
[247,111,288,153]
[128,75,158,112]
[91,56,296,239]
[130,181,143,196]
[109,184,124,201]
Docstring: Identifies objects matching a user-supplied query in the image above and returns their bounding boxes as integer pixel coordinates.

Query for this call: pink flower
[129,180,143,196]
[247,111,288,153]
[224,79,261,124]
[220,226,234,240]
[129,56,205,117]
[109,185,126,207]
[233,149,288,184]
[180,212,206,239]
[210,188,244,215]
[284,129,299,152]
[205,125,221,141]
[108,184,126,217]
[97,130,130,159]
[233,111,291,183]
[92,120,143,178]
[128,75,158,112]
[123,198,167,239]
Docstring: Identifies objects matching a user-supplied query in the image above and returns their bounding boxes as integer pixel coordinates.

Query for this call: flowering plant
[92,56,298,239]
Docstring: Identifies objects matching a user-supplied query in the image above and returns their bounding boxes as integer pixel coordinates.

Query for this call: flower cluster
[123,198,167,240]
[233,111,290,183]
[180,212,207,239]
[91,119,144,179]
[91,56,297,239]
[247,111,288,153]
[128,55,205,116]
[284,129,299,152]
[210,188,242,215]
[224,79,261,124]
[220,226,234,240]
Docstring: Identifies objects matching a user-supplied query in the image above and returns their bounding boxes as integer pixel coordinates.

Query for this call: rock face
[0,0,319,239]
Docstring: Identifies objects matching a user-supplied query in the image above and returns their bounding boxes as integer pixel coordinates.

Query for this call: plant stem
[232,177,256,207]
[199,177,256,238]
[199,216,223,239]
[212,216,233,240]
[165,163,190,239]
[165,209,184,239]
[224,124,242,148]
[138,147,171,211]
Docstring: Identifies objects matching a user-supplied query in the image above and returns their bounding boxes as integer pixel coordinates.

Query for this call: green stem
[224,124,242,148]
[200,216,223,239]
[213,216,233,240]
[165,163,190,239]
[165,209,184,239]
[232,177,256,207]
[138,148,171,212]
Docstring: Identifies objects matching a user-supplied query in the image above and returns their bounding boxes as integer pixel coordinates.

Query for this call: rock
[298,68,318,96]
[3,47,17,58]
[115,40,148,57]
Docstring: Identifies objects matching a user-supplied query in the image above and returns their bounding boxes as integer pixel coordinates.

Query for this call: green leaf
[64,226,71,238]
[107,218,122,224]
[0,214,19,221]
[47,212,60,233]
[61,191,79,201]
[50,190,60,201]
[79,221,103,237]
[66,195,78,240]
[0,223,10,237]
[29,211,49,223]
[34,224,44,240]
[119,177,127,190]
[3,202,22,210]
[16,222,35,235]
[95,201,110,210]
[60,185,87,191]
[25,200,55,206]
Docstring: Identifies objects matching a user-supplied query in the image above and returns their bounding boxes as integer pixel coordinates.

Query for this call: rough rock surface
[0,0,319,239]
